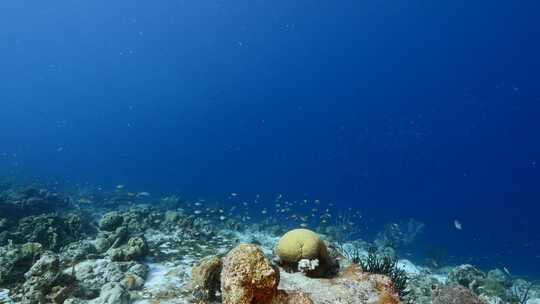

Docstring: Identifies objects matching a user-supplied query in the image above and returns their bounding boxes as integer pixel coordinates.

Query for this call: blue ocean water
[1,0,539,277]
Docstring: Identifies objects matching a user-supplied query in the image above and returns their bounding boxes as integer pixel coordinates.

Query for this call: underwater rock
[433,284,486,304]
[275,229,331,277]
[18,215,71,251]
[107,236,148,262]
[97,205,218,243]
[88,282,130,304]
[191,255,222,301]
[119,273,145,291]
[59,240,98,267]
[479,294,505,304]
[0,242,43,285]
[99,212,124,232]
[69,259,147,299]
[0,186,70,221]
[121,205,161,233]
[221,244,279,304]
[22,251,75,304]
[96,205,218,251]
[486,269,511,287]
[277,263,400,304]
[271,290,314,304]
[97,206,153,237]
[95,226,129,253]
[448,264,486,291]
[0,213,92,252]
[405,270,444,303]
[477,269,514,301]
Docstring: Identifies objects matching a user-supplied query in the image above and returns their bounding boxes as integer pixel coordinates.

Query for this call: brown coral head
[378,290,400,304]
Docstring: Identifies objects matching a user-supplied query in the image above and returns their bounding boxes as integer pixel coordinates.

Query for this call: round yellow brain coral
[276,228,328,263]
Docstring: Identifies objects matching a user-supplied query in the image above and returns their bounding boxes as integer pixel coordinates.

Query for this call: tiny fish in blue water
[454,220,463,230]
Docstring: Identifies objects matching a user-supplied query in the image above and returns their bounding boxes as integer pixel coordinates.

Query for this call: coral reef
[221,244,279,304]
[448,264,486,292]
[191,255,222,302]
[0,182,537,304]
[358,248,409,298]
[277,263,400,304]
[87,282,130,304]
[203,242,402,304]
[98,212,124,232]
[0,213,92,251]
[433,284,486,304]
[0,187,70,221]
[276,229,327,262]
[21,251,75,304]
[275,228,332,277]
[107,236,149,262]
[0,242,43,285]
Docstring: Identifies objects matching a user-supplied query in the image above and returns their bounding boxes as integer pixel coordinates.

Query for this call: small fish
[454,220,463,230]
[116,184,125,190]
[503,267,511,277]
[127,192,136,197]
[78,198,91,204]
[56,146,64,152]
[136,192,150,197]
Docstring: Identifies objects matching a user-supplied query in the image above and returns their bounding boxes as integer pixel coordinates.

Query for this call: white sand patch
[133,261,194,304]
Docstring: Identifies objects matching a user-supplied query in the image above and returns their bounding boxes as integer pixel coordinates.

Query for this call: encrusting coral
[191,255,222,302]
[433,284,486,304]
[221,244,279,304]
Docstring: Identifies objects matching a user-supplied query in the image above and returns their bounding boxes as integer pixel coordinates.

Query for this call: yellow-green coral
[276,228,328,263]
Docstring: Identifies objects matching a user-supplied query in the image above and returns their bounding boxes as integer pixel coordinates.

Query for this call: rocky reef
[0,186,70,221]
[0,182,538,304]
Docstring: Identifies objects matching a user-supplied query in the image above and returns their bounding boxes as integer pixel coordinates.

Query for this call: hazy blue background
[1,1,539,275]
